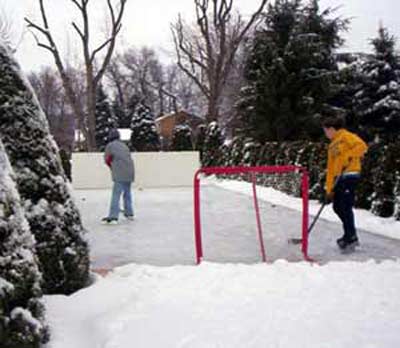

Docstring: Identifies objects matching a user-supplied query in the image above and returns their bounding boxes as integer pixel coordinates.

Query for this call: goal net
[193,166,310,264]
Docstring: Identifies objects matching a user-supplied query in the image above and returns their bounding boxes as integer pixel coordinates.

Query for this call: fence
[72,151,200,189]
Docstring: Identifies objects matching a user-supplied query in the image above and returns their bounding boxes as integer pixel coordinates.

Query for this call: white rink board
[72,151,200,189]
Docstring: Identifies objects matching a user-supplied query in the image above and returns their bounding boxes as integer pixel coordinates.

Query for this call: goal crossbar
[193,165,311,264]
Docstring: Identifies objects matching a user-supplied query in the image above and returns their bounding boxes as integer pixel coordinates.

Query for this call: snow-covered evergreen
[170,125,193,151]
[95,86,117,151]
[129,102,160,151]
[0,44,90,295]
[202,122,224,167]
[0,140,48,348]
[353,26,400,140]
[112,98,130,128]
[329,53,369,132]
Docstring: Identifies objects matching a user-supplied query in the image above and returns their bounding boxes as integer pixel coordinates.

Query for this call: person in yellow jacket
[322,116,368,252]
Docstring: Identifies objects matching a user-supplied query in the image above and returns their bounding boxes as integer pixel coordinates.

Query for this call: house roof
[155,111,204,123]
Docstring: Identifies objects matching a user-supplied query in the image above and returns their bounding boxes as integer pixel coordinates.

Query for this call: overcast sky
[2,0,400,73]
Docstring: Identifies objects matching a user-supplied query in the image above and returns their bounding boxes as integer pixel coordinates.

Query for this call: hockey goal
[193,165,310,264]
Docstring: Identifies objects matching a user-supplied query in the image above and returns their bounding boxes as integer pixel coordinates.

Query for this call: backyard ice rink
[75,179,400,270]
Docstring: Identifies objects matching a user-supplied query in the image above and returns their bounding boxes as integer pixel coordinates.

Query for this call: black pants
[333,175,360,242]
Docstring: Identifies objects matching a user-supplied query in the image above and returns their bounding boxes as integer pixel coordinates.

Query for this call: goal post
[193,165,310,264]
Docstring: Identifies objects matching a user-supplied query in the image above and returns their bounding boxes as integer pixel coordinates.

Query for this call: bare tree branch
[93,0,126,85]
[70,0,83,11]
[172,0,268,122]
[171,19,210,99]
[26,0,127,150]
[71,21,84,40]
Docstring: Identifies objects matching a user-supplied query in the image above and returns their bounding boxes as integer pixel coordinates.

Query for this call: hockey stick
[288,201,327,244]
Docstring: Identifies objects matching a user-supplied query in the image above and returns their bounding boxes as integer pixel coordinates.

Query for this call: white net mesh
[198,170,306,263]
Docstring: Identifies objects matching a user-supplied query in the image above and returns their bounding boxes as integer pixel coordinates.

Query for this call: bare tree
[107,48,204,120]
[28,67,81,151]
[107,54,128,106]
[122,47,160,110]
[108,47,180,116]
[25,0,127,151]
[171,0,267,122]
[165,64,203,115]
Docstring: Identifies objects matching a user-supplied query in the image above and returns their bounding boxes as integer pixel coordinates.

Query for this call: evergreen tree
[95,86,117,151]
[194,124,207,163]
[0,44,90,295]
[194,124,206,151]
[112,98,130,128]
[353,26,400,141]
[329,53,368,133]
[129,102,160,151]
[0,140,48,348]
[238,0,348,142]
[125,94,140,125]
[202,122,224,167]
[170,125,193,151]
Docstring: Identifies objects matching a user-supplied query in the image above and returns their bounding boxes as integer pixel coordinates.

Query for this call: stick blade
[288,238,303,245]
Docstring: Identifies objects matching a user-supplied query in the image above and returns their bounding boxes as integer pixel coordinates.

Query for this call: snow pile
[46,261,400,348]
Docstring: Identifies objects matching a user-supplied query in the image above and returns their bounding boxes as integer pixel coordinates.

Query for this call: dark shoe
[337,236,359,250]
[102,217,118,225]
[336,237,346,249]
[345,238,360,248]
[341,240,360,254]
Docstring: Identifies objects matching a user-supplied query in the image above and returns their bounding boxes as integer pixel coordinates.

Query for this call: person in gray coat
[102,129,135,224]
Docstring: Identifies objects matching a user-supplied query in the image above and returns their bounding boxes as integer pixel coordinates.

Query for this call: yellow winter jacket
[325,129,368,194]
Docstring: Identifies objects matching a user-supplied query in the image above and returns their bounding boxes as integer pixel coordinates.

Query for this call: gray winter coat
[104,140,135,182]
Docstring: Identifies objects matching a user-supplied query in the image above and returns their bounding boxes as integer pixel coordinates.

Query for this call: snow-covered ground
[45,179,400,348]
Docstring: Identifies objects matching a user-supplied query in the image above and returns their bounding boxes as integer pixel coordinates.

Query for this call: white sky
[2,0,400,72]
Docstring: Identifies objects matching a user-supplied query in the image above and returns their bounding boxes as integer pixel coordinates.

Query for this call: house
[155,111,204,148]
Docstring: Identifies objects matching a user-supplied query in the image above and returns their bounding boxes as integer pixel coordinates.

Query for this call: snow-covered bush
[370,145,395,217]
[200,137,399,221]
[129,102,160,151]
[0,140,48,348]
[170,125,193,151]
[194,124,207,162]
[0,44,90,294]
[202,122,224,167]
[395,166,400,221]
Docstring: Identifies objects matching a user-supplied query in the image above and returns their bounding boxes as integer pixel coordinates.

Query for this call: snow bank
[45,261,400,348]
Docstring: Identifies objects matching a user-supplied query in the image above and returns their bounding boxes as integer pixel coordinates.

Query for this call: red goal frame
[193,165,311,264]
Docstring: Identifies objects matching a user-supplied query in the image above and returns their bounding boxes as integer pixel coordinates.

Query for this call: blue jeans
[108,181,134,219]
[333,175,360,242]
